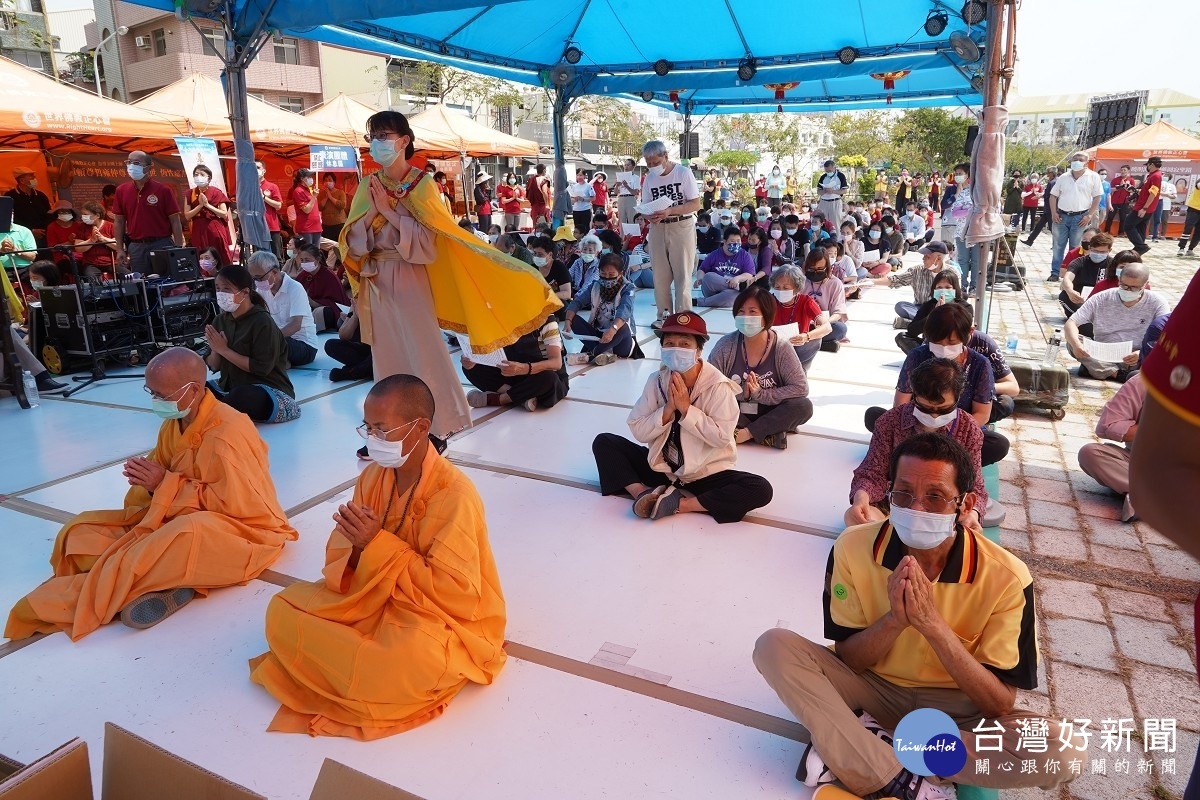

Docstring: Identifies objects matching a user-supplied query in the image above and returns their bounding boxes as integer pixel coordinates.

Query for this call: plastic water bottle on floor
[1041,328,1062,367]
[21,370,39,408]
[1006,334,1018,354]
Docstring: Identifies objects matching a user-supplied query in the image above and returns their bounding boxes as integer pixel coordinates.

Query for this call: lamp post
[91,25,128,97]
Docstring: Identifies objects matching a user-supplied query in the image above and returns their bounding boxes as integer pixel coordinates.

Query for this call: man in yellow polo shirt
[754,433,1079,799]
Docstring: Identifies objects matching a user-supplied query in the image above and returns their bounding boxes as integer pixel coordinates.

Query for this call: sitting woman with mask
[463,316,569,412]
[591,312,773,523]
[770,265,833,373]
[292,242,351,332]
[708,286,814,450]
[564,252,640,366]
[895,269,967,354]
[568,233,602,297]
[845,357,987,532]
[861,219,894,277]
[801,248,849,352]
[203,265,299,424]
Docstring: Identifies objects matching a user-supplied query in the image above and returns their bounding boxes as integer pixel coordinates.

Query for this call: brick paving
[987,230,1198,800]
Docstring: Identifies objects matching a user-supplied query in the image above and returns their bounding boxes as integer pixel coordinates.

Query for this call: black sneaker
[820,339,840,353]
[429,434,449,454]
[35,373,68,394]
[1077,364,1092,379]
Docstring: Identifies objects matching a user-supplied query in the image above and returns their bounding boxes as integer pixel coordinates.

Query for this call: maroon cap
[657,311,709,342]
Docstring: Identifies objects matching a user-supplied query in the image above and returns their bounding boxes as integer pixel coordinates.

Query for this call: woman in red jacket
[183,165,233,265]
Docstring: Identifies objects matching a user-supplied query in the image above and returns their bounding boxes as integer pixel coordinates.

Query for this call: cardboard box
[0,739,93,800]
[309,759,427,800]
[101,723,264,800]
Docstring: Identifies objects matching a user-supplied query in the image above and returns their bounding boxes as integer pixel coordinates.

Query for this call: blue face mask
[741,211,751,220]
[726,243,742,254]
[932,288,956,303]
[660,347,697,373]
[369,137,399,167]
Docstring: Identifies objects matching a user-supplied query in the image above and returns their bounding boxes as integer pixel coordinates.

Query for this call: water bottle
[21,369,39,408]
[1005,334,1018,354]
[1041,328,1062,367]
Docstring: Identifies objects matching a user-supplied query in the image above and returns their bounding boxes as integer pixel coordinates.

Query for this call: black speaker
[148,247,200,281]
[964,125,979,156]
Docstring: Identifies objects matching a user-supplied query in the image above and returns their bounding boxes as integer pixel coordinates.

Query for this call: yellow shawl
[339,167,561,354]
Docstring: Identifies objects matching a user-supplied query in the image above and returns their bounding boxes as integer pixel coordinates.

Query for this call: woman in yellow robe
[340,110,560,439]
[249,375,507,740]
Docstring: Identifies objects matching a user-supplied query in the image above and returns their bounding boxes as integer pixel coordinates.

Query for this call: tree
[708,113,807,170]
[828,110,894,163]
[706,150,759,170]
[567,96,658,158]
[889,108,973,173]
[387,61,524,127]
[66,51,95,83]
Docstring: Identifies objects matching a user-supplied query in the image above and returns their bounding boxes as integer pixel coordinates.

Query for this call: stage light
[563,46,582,64]
[837,46,858,65]
[736,57,757,82]
[924,10,948,36]
[640,91,655,102]
[653,59,672,76]
[961,0,986,25]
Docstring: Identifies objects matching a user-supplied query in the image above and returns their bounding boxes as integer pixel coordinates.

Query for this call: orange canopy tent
[0,55,190,154]
[406,104,538,159]
[132,74,351,154]
[1088,120,1200,236]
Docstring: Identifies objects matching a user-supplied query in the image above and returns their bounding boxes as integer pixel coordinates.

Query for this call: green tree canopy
[828,110,893,163]
[889,108,973,174]
[706,149,759,169]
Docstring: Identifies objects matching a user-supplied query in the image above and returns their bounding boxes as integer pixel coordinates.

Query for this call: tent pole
[973,0,1008,324]
[681,102,693,163]
[460,151,471,221]
[551,88,574,229]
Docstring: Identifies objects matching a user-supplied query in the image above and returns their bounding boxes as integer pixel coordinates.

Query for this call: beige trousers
[753,629,1079,795]
[647,218,696,317]
[1078,442,1130,496]
[617,195,638,225]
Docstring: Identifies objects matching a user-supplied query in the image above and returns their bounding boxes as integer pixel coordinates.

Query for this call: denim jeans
[956,236,983,292]
[1049,213,1086,278]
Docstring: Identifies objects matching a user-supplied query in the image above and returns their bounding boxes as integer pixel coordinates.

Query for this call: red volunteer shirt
[113,178,180,240]
[261,180,282,232]
[1132,170,1162,214]
[290,185,322,234]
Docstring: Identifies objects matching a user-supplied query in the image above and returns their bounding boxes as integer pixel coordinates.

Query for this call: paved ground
[988,228,1198,800]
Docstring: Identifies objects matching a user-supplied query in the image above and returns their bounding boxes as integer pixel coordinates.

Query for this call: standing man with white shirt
[640,140,701,327]
[816,160,848,226]
[614,157,640,225]
[1047,152,1103,282]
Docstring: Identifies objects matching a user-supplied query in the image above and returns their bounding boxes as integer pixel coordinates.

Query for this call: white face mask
[57,213,73,223]
[365,419,420,468]
[912,406,956,430]
[195,176,210,187]
[954,174,966,184]
[769,229,783,240]
[303,177,314,187]
[928,342,964,359]
[216,291,239,312]
[257,169,266,179]
[1117,288,1143,303]
[889,504,958,550]
[660,347,697,373]
[1087,250,1109,262]
[581,252,596,263]
[81,214,95,225]
[299,260,319,273]
[30,280,44,290]
[487,234,499,244]
[734,315,763,337]
[26,178,37,189]
[771,288,795,304]
[532,255,548,267]
[1070,160,1086,172]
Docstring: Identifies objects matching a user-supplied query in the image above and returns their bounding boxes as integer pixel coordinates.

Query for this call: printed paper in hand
[1082,337,1133,363]
[1081,285,1094,299]
[455,333,505,367]
[772,322,800,340]
[635,195,675,216]
[616,171,637,189]
[621,223,642,237]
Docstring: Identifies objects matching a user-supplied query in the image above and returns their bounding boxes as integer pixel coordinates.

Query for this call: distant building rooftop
[1007,89,1200,115]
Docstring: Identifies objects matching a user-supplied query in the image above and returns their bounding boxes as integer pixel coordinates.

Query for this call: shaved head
[367,374,436,421]
[146,347,206,390]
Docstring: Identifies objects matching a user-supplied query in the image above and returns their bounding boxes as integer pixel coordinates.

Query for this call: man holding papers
[1065,262,1168,381]
[614,158,640,225]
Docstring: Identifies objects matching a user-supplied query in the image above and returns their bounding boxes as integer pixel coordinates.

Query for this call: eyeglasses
[356,419,418,441]
[250,267,277,280]
[912,400,958,417]
[363,132,403,143]
[1117,281,1144,293]
[143,381,194,402]
[886,489,963,514]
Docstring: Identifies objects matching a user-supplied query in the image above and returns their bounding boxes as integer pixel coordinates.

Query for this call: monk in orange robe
[5,347,296,641]
[249,374,506,740]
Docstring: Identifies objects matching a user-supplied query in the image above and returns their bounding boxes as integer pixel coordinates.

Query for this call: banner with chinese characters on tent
[48,152,188,212]
[175,136,227,195]
[309,145,359,173]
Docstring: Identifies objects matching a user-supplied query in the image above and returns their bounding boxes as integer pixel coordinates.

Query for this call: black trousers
[1124,208,1152,252]
[1058,290,1082,318]
[572,209,592,232]
[591,433,773,524]
[1103,203,1128,235]
[463,363,568,408]
[208,381,274,422]
[1181,208,1200,252]
[864,407,1010,467]
[740,396,814,440]
[269,231,283,259]
[1018,208,1036,230]
[1025,211,1049,243]
[286,337,317,367]
[322,223,343,241]
[324,338,372,379]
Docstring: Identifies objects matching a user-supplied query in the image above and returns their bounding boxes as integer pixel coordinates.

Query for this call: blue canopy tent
[127,0,1014,307]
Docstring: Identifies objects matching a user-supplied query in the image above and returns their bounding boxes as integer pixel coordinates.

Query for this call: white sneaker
[795,742,836,787]
[566,353,590,366]
[906,775,958,800]
[522,398,539,412]
[592,352,617,366]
